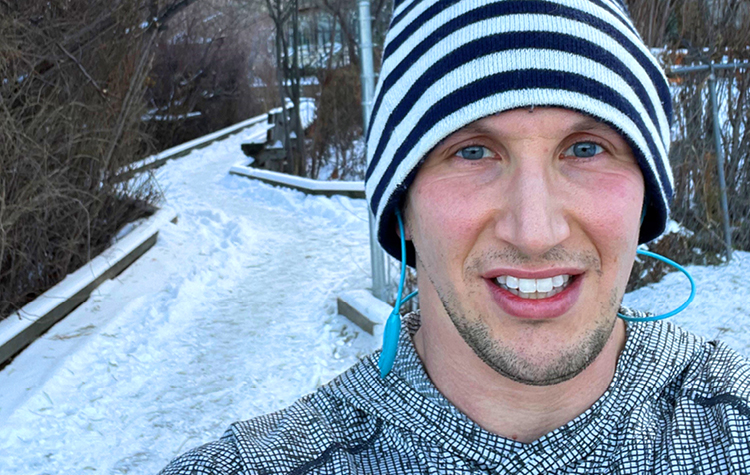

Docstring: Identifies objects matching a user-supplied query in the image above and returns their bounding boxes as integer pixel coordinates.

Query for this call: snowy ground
[0,118,749,474]
[0,120,377,474]
[624,252,750,356]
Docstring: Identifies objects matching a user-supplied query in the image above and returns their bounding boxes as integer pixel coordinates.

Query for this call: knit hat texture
[364,0,674,265]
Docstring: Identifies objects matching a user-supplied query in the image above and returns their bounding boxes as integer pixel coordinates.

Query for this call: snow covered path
[0,122,377,474]
[1,117,749,474]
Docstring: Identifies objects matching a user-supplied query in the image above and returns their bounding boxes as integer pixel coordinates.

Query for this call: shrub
[0,0,161,321]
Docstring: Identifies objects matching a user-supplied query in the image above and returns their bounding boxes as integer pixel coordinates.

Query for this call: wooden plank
[115,113,271,182]
[337,298,376,335]
[0,234,157,366]
[336,290,393,339]
[229,166,366,199]
[115,100,315,182]
[0,210,173,367]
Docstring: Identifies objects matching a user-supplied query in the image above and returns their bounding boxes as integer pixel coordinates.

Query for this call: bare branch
[56,42,107,99]
[156,0,202,30]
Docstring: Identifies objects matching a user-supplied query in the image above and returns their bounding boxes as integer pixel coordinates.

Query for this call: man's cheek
[412,183,482,241]
[572,184,643,239]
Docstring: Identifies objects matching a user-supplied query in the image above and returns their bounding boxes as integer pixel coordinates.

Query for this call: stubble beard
[426,249,621,387]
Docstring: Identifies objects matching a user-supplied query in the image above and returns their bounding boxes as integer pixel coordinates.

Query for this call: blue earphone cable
[402,290,419,305]
[378,209,417,378]
[617,249,696,322]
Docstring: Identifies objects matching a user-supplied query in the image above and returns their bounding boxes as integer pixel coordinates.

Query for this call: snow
[315,137,367,181]
[283,77,320,87]
[0,208,177,355]
[202,12,223,23]
[142,111,203,122]
[624,251,750,356]
[1,110,749,473]
[120,113,269,175]
[229,165,364,194]
[0,118,375,474]
[122,99,314,177]
[251,77,267,88]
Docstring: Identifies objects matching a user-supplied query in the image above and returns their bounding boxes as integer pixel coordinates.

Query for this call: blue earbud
[378,209,418,379]
[626,199,696,321]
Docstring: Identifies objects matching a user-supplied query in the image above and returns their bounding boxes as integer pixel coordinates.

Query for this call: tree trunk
[276,30,294,174]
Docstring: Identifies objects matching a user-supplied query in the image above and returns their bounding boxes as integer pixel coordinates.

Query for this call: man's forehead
[441,108,621,143]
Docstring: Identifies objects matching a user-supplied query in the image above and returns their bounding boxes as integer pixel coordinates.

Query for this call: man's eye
[457,145,493,160]
[564,142,604,158]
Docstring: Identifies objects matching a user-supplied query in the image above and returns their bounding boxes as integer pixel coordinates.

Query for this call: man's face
[405,107,644,386]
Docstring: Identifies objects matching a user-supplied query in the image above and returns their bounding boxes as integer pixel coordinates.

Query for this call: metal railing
[666,61,750,262]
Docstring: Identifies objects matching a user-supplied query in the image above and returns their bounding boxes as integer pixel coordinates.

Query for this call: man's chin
[487,354,599,387]
[451,311,617,387]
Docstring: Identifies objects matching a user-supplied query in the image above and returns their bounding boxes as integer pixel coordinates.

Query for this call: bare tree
[262,0,306,176]
[0,0,202,321]
[623,0,750,287]
[145,0,271,150]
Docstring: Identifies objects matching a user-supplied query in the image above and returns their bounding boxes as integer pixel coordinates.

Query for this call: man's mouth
[493,274,576,300]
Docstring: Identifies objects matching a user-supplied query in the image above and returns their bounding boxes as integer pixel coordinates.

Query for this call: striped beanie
[364,0,674,264]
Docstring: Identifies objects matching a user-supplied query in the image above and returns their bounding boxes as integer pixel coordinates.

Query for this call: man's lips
[484,271,584,320]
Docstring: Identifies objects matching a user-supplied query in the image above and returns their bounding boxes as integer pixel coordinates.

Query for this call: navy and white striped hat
[364,0,674,264]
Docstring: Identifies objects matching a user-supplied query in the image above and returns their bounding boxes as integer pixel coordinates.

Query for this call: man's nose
[493,163,571,257]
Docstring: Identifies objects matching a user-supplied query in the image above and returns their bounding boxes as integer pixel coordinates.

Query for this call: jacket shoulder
[676,336,750,453]
[157,430,244,475]
[686,337,750,401]
[158,365,382,474]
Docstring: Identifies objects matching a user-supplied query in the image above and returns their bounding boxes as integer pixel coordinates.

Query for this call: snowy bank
[0,116,374,475]
[0,208,178,367]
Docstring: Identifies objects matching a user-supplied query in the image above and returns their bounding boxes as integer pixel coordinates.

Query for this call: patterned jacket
[159,313,750,474]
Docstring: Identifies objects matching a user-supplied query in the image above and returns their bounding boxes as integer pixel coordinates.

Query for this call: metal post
[358,0,387,300]
[707,68,733,261]
[358,0,376,131]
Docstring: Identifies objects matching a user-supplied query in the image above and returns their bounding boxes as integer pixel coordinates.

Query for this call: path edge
[0,208,179,367]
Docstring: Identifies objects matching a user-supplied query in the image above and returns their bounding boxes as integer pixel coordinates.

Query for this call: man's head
[364,0,674,384]
[364,0,673,265]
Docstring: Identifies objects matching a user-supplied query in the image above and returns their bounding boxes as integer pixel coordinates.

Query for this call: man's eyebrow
[434,122,495,148]
[566,116,618,135]
[435,115,618,149]
[457,122,497,136]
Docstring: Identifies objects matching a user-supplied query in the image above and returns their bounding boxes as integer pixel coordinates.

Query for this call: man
[160,0,750,473]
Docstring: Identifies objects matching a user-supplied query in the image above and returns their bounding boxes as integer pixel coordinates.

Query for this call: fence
[666,61,750,261]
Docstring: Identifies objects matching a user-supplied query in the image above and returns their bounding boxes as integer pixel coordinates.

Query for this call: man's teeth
[494,275,572,299]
